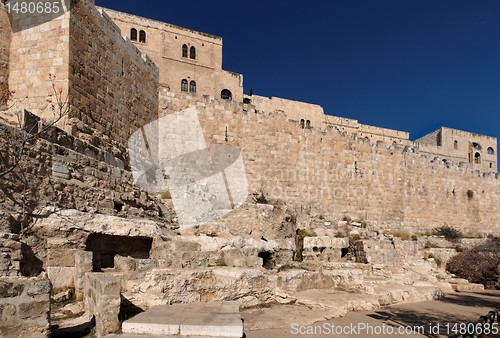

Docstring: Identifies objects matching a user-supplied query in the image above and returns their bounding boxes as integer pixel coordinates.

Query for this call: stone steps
[120,301,243,338]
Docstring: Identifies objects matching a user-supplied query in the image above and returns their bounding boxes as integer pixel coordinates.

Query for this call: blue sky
[96,0,500,150]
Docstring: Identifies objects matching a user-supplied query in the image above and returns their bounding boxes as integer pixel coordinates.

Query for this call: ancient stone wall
[0,234,21,277]
[0,278,51,338]
[67,1,159,150]
[160,93,500,234]
[8,3,71,122]
[0,111,164,234]
[0,4,10,108]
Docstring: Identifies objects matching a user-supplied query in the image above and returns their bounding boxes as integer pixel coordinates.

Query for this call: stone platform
[119,301,243,337]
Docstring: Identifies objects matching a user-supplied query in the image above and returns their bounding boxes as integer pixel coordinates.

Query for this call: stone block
[18,300,50,319]
[26,279,51,297]
[47,266,75,289]
[0,280,24,298]
[47,248,76,267]
[52,161,69,179]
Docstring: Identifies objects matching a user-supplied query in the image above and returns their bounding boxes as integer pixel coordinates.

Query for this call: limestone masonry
[1,0,498,233]
[1,1,499,337]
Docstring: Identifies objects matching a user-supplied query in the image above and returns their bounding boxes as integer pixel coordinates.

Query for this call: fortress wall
[357,124,409,143]
[0,112,163,234]
[161,93,499,234]
[101,7,244,102]
[0,4,10,107]
[250,95,327,127]
[67,0,159,149]
[218,70,244,103]
[8,6,70,122]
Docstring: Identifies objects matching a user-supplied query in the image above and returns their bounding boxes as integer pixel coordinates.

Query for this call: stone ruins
[0,0,498,337]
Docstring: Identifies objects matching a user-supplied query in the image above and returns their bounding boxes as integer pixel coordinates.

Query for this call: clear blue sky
[96,0,500,150]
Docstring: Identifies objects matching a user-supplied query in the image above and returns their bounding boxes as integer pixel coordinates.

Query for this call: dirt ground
[242,291,500,338]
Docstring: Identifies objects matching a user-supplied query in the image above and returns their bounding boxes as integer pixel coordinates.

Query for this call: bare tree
[0,76,69,178]
[447,237,500,288]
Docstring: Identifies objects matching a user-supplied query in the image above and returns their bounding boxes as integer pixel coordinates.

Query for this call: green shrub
[297,229,316,238]
[433,226,463,243]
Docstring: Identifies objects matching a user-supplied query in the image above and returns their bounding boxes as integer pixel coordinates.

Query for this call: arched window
[139,30,146,43]
[487,147,495,155]
[474,152,481,164]
[130,28,137,41]
[221,89,232,100]
[300,119,305,129]
[190,46,196,59]
[306,120,311,128]
[490,163,493,169]
[182,44,188,58]
[189,81,196,93]
[181,79,188,92]
[454,140,458,150]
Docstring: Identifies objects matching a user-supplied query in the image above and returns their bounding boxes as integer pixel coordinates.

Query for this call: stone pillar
[74,251,92,301]
[84,273,122,337]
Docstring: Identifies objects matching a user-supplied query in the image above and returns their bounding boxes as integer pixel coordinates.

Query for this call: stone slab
[122,301,243,337]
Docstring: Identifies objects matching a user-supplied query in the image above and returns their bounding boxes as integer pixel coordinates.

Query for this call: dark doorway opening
[86,234,152,272]
[341,247,349,258]
[258,251,274,270]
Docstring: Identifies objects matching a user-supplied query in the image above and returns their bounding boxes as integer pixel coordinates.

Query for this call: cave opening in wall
[258,251,274,269]
[86,234,153,272]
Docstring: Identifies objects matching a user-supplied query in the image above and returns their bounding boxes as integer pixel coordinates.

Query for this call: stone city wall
[67,1,159,150]
[160,92,499,234]
[8,1,71,122]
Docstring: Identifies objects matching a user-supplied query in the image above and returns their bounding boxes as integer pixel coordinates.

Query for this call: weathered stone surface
[0,277,50,338]
[85,273,122,336]
[32,209,163,238]
[122,301,243,337]
[47,267,75,289]
[0,280,24,298]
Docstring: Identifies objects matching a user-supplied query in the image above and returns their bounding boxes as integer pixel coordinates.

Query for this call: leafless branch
[0,77,70,178]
